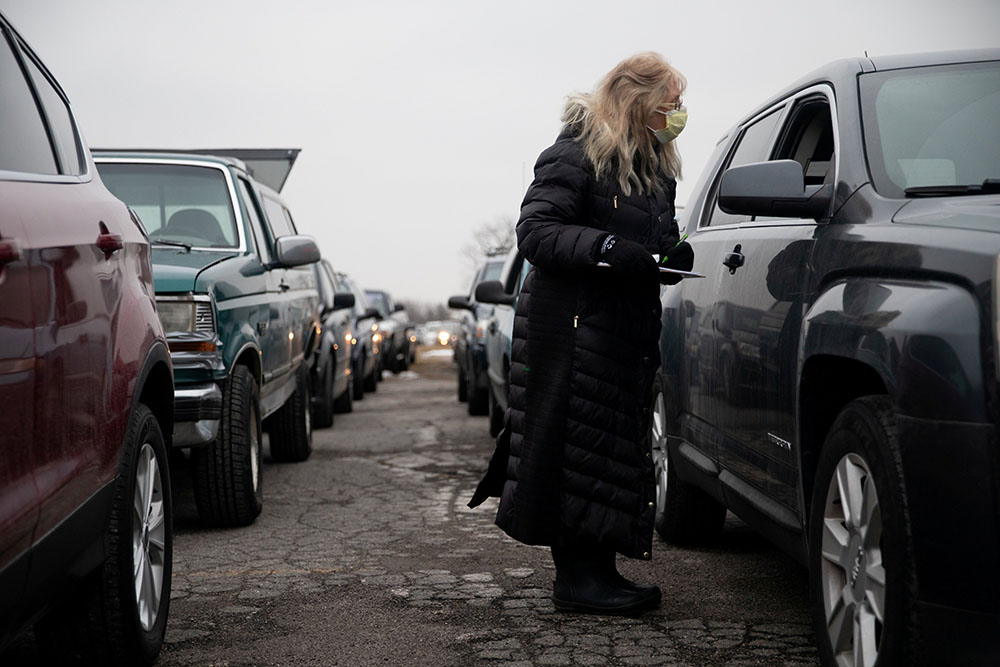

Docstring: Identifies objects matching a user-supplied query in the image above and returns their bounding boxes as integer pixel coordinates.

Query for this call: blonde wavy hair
[562,52,686,196]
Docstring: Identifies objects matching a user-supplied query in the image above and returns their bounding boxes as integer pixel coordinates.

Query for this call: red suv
[0,14,175,665]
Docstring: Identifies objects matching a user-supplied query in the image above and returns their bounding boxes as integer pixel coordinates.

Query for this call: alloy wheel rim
[820,453,885,667]
[250,403,260,492]
[651,391,668,514]
[132,443,166,632]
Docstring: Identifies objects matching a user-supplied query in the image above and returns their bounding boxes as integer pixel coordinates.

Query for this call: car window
[366,291,391,318]
[98,163,240,248]
[22,51,82,175]
[262,195,294,238]
[0,28,58,175]
[483,259,504,283]
[772,94,835,189]
[704,107,784,227]
[237,178,272,263]
[860,61,1000,198]
[316,263,335,309]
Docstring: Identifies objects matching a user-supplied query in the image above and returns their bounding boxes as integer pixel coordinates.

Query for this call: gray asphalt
[4,349,818,666]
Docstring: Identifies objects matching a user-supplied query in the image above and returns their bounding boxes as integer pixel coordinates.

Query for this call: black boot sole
[552,590,661,616]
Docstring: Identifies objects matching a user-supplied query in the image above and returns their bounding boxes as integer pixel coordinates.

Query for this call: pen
[661,233,688,263]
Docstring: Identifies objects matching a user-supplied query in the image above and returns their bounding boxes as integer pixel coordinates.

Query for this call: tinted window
[861,61,1000,198]
[772,96,834,187]
[237,178,271,262]
[0,30,57,175]
[23,52,82,175]
[262,196,294,238]
[365,291,392,318]
[706,107,783,227]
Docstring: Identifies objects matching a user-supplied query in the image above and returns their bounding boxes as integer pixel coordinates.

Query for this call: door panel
[0,202,37,575]
[17,180,125,541]
[711,222,815,510]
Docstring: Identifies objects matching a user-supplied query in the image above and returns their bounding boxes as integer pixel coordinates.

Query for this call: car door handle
[96,233,123,253]
[723,244,745,274]
[279,281,290,292]
[489,321,497,334]
[0,239,22,265]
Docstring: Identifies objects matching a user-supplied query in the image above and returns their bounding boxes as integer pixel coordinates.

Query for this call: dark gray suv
[656,49,1000,666]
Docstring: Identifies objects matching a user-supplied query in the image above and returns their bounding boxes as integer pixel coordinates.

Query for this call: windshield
[860,61,1000,198]
[98,162,240,248]
[365,291,391,318]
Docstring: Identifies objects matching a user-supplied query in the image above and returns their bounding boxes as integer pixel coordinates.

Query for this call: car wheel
[312,356,335,429]
[365,360,378,393]
[192,365,263,526]
[488,386,503,437]
[650,385,726,543]
[457,362,469,402]
[269,364,313,462]
[334,365,354,413]
[467,368,489,416]
[809,395,914,667]
[37,403,172,665]
[353,354,366,401]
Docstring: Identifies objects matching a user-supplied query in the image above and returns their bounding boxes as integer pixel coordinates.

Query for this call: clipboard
[596,261,705,279]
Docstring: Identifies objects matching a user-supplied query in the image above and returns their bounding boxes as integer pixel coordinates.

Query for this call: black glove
[658,241,694,285]
[598,235,659,282]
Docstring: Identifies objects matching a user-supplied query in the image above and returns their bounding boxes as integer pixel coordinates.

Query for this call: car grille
[195,302,215,333]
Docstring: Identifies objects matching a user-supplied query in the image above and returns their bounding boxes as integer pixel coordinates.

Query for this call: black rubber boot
[551,546,660,615]
[599,550,661,597]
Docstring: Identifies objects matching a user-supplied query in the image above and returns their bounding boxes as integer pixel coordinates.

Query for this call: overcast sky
[2,0,998,304]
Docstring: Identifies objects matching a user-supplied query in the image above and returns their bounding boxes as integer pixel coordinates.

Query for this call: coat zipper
[573,315,579,329]
[613,195,618,209]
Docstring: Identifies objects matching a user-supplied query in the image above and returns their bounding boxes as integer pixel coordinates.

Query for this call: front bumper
[896,414,1000,659]
[172,382,223,447]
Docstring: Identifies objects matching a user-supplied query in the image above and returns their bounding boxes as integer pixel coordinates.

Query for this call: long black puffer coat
[496,125,677,560]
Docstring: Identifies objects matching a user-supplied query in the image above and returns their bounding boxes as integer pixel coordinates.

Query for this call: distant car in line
[0,12,175,663]
[311,259,357,426]
[422,320,460,347]
[475,246,531,437]
[365,289,413,374]
[95,148,321,528]
[449,256,506,414]
[336,271,381,395]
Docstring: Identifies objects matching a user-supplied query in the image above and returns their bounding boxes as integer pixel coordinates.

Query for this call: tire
[457,362,469,402]
[809,395,915,667]
[650,385,726,544]
[364,360,378,393]
[192,365,263,526]
[312,356,335,429]
[269,364,313,463]
[334,367,354,413]
[36,403,172,666]
[467,367,489,416]
[353,353,366,401]
[488,385,504,437]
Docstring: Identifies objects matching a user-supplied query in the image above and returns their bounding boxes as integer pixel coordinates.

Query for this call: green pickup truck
[95,149,321,527]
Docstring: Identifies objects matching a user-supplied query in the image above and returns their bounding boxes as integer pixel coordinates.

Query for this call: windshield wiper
[905,178,1000,197]
[151,239,192,252]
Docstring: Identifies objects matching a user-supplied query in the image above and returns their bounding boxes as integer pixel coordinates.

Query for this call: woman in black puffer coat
[471,52,694,615]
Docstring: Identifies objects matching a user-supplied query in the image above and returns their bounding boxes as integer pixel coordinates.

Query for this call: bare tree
[459,215,516,278]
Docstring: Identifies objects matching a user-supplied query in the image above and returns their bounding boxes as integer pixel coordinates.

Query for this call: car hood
[152,248,239,293]
[893,194,1000,233]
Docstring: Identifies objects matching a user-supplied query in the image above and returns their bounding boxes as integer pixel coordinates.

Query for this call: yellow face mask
[648,107,687,145]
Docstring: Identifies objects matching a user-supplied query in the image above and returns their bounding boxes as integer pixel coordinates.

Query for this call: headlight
[157,297,215,334]
[438,331,450,345]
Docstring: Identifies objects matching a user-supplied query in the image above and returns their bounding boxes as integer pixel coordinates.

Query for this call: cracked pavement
[4,350,818,666]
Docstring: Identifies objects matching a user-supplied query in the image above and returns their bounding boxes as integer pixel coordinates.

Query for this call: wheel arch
[231,343,263,387]
[134,341,174,447]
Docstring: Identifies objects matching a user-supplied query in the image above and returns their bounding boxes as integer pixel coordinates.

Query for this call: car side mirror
[333,292,355,310]
[363,307,380,320]
[273,235,321,268]
[718,159,833,219]
[448,295,475,311]
[393,304,404,313]
[475,280,516,306]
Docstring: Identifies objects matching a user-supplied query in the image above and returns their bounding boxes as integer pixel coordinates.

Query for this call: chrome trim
[93,157,247,253]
